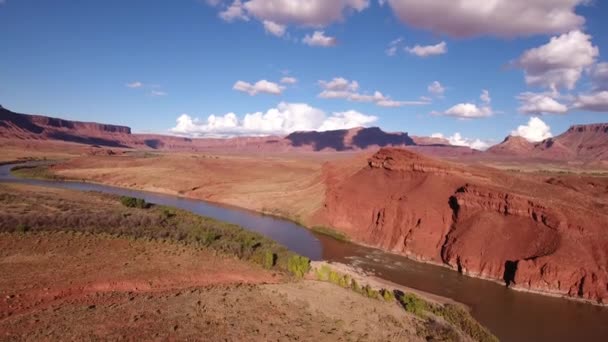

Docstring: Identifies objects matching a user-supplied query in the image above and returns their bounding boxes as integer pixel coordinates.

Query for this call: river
[1,162,607,342]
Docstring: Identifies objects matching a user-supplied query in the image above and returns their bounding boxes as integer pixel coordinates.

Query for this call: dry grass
[0,183,300,274]
[48,152,335,225]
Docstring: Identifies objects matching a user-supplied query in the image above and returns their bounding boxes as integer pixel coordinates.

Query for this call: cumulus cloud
[405,41,447,57]
[280,77,297,84]
[511,117,553,142]
[386,0,586,38]
[437,90,493,118]
[242,0,370,27]
[515,30,599,91]
[428,81,445,96]
[263,20,286,37]
[572,91,608,112]
[517,92,568,114]
[126,81,143,88]
[318,77,429,107]
[169,102,377,137]
[319,77,359,92]
[433,132,490,150]
[442,103,492,118]
[233,80,285,96]
[302,31,337,47]
[219,0,249,22]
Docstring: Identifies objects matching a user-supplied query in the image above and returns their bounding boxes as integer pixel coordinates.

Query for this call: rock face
[486,135,534,155]
[320,147,608,304]
[0,107,133,147]
[486,123,608,161]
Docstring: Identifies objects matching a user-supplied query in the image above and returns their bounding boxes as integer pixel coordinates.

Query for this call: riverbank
[0,182,494,341]
[10,160,608,308]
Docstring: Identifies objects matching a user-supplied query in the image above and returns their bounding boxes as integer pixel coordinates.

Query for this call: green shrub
[287,255,310,278]
[16,223,30,233]
[430,304,498,342]
[120,196,149,209]
[381,289,395,302]
[351,278,361,293]
[263,250,276,269]
[363,285,379,299]
[338,274,350,288]
[315,265,332,281]
[398,293,428,317]
[311,226,349,241]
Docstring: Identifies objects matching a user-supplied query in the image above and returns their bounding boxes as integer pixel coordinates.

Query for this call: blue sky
[1,0,607,148]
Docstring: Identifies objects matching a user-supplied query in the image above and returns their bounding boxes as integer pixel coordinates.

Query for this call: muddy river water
[1,163,607,341]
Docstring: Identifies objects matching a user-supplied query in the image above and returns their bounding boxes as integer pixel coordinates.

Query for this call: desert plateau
[4,1,608,341]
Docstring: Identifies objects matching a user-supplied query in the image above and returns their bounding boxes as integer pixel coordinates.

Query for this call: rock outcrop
[319,147,608,304]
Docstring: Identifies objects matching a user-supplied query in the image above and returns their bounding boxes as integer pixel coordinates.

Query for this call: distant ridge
[487,123,608,161]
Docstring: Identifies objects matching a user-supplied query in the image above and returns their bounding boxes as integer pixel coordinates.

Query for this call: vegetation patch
[312,263,498,342]
[120,196,150,209]
[287,255,311,278]
[0,184,305,277]
[311,226,349,241]
[11,165,66,181]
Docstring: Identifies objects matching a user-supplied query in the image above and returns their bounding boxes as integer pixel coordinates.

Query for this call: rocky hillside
[487,123,608,161]
[318,147,608,304]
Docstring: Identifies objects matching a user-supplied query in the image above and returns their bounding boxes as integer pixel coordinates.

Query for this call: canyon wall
[320,148,608,304]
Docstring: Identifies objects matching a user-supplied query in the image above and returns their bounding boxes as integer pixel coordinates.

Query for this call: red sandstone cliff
[319,148,608,304]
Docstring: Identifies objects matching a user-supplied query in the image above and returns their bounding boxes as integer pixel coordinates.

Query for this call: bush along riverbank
[0,186,309,278]
[310,262,498,342]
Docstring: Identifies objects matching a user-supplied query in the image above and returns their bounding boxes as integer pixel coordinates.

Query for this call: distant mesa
[285,126,415,151]
[1,105,607,161]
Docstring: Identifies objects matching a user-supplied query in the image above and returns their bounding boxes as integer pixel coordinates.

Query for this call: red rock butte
[318,147,608,304]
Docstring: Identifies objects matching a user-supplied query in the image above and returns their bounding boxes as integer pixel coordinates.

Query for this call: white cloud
[446,133,491,150]
[573,91,608,112]
[515,30,598,91]
[511,117,553,142]
[242,0,370,27]
[480,89,491,104]
[406,41,447,57]
[442,103,492,118]
[517,92,568,114]
[302,31,337,47]
[439,90,494,118]
[233,79,285,96]
[280,76,297,84]
[126,81,143,88]
[263,20,286,37]
[151,90,167,96]
[219,0,249,22]
[169,102,378,137]
[318,77,429,107]
[319,77,359,92]
[590,62,608,91]
[385,37,403,56]
[386,0,586,38]
[318,110,378,131]
[428,81,445,96]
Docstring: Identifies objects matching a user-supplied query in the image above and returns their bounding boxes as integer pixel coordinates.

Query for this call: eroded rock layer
[320,147,608,304]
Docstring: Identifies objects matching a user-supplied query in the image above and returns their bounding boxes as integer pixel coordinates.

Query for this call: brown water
[2,162,608,341]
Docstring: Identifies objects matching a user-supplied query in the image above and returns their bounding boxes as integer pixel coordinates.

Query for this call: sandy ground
[51,152,344,225]
[0,232,433,341]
